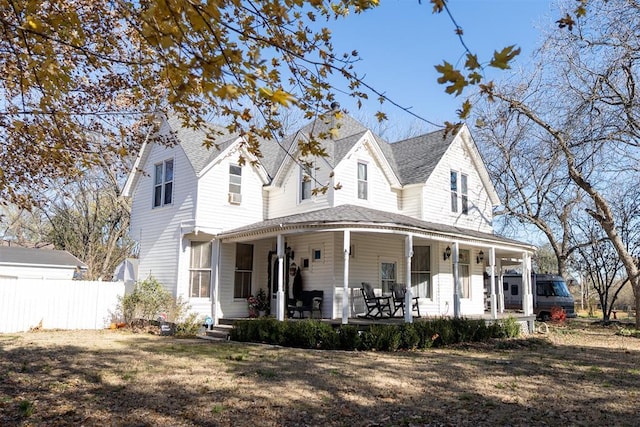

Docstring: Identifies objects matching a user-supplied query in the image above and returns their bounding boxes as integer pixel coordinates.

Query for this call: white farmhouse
[123,113,536,324]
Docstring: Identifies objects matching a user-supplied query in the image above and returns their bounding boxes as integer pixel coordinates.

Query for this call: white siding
[0,266,76,280]
[268,157,331,219]
[422,135,494,232]
[129,143,197,296]
[399,186,423,218]
[195,149,265,231]
[333,142,399,212]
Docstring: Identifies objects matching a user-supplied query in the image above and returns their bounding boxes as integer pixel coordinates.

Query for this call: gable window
[357,162,368,200]
[154,159,174,207]
[411,246,431,298]
[458,249,471,298]
[300,163,314,201]
[234,243,253,299]
[461,173,468,215]
[228,164,242,204]
[189,241,211,298]
[380,261,396,295]
[450,171,458,212]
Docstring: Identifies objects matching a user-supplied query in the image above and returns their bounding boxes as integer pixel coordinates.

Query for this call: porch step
[204,324,232,340]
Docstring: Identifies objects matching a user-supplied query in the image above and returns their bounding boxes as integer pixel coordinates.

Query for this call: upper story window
[153,159,173,208]
[228,164,242,204]
[357,162,368,200]
[300,163,314,201]
[450,171,458,212]
[461,173,469,214]
[450,171,469,215]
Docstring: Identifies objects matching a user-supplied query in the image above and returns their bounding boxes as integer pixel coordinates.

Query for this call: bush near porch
[229,317,521,352]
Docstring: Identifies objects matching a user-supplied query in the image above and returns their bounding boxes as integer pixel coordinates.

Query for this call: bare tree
[477,0,640,326]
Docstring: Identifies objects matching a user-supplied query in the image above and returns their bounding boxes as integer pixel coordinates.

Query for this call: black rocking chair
[360,282,392,318]
[391,283,421,318]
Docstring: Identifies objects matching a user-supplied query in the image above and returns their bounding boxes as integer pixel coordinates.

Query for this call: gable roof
[390,128,454,185]
[0,246,86,268]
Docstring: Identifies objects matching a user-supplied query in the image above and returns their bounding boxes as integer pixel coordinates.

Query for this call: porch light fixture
[443,246,451,260]
[476,250,485,264]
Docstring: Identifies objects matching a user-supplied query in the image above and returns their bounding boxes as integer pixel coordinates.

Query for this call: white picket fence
[0,278,125,333]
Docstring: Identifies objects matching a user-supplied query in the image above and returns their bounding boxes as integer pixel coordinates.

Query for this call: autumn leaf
[435,61,468,96]
[489,45,521,70]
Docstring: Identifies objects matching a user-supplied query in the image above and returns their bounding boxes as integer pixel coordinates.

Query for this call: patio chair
[391,283,421,318]
[360,282,392,318]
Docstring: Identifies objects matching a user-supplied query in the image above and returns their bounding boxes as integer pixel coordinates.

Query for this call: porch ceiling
[215,204,535,254]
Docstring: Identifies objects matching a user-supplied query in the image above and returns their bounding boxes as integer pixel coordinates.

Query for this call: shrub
[399,323,420,350]
[501,316,522,338]
[229,316,524,351]
[337,325,362,350]
[119,276,174,325]
[361,324,401,352]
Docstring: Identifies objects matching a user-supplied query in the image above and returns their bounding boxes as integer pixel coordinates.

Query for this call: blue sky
[326,0,560,137]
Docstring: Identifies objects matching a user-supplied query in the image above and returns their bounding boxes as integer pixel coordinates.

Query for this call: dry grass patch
[1,321,640,426]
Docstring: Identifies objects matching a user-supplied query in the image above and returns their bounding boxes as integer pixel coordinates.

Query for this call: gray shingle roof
[390,129,454,185]
[0,246,86,268]
[166,113,454,186]
[218,204,532,249]
[165,115,238,175]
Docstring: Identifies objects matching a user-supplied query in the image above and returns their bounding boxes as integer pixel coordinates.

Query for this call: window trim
[450,170,458,213]
[300,163,314,202]
[461,173,469,215]
[357,161,368,200]
[458,249,471,299]
[228,164,242,205]
[234,243,254,300]
[153,159,174,208]
[189,241,212,298]
[380,260,397,295]
[411,245,431,299]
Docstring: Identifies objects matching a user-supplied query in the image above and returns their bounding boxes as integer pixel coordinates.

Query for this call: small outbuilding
[0,246,87,280]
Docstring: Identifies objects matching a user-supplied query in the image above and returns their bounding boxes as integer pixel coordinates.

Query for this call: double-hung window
[153,159,174,207]
[450,171,458,213]
[189,241,212,298]
[411,246,431,298]
[458,249,471,298]
[300,163,313,201]
[461,173,468,214]
[450,171,469,215]
[357,162,368,200]
[380,261,396,295]
[228,164,242,204]
[234,243,253,299]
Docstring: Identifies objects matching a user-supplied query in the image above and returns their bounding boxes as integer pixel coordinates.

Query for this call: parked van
[503,273,576,320]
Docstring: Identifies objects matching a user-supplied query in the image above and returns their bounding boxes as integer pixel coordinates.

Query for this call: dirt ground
[1,320,640,426]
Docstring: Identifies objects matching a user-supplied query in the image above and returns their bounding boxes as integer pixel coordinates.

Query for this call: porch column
[490,247,497,320]
[342,230,350,324]
[404,234,414,323]
[497,258,505,313]
[453,241,461,318]
[522,252,533,317]
[276,234,285,321]
[211,239,221,326]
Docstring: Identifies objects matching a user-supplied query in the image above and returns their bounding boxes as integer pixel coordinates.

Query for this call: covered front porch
[203,205,536,327]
